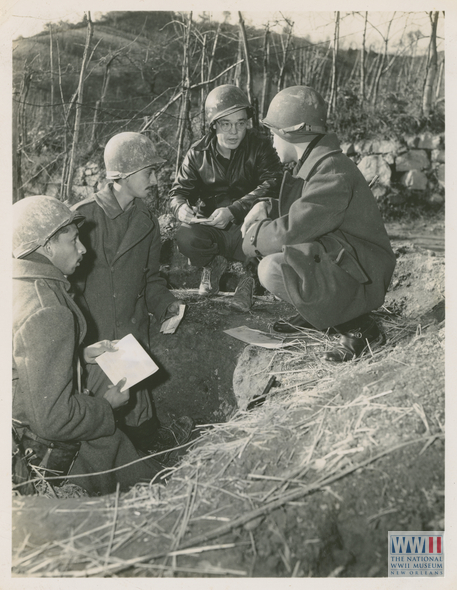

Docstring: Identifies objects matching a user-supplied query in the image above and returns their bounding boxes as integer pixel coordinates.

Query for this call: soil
[11,214,445,579]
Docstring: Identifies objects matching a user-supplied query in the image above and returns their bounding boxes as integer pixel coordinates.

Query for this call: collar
[95,183,136,219]
[13,256,71,290]
[295,133,342,180]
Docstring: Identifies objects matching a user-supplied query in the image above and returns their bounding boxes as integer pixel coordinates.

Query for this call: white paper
[160,304,186,334]
[95,333,159,391]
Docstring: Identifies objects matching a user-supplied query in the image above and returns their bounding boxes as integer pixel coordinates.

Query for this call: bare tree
[200,33,207,135]
[422,11,439,116]
[328,11,340,116]
[238,12,253,102]
[369,12,395,105]
[175,12,193,175]
[64,12,94,201]
[234,29,243,87]
[260,25,271,118]
[360,12,368,105]
[277,19,294,92]
[49,26,54,125]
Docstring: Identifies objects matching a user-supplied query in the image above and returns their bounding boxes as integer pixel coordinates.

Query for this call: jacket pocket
[318,234,369,284]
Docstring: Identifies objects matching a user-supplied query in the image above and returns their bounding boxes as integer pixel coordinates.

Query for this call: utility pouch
[13,426,80,490]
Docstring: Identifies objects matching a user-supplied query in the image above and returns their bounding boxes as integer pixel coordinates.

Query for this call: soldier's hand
[177,203,197,224]
[198,207,234,229]
[103,378,130,409]
[241,202,269,237]
[83,340,118,364]
[164,300,183,319]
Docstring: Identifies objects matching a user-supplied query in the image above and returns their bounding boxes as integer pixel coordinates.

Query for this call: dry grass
[12,308,444,577]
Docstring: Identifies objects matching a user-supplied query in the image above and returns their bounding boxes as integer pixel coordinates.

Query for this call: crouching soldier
[71,132,193,454]
[242,86,396,361]
[12,196,166,495]
[169,84,283,311]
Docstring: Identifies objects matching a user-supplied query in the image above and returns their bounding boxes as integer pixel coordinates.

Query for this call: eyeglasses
[216,119,248,132]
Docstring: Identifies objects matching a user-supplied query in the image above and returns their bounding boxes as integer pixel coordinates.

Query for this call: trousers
[176,222,246,267]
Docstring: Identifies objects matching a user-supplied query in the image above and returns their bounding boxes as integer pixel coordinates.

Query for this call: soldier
[12,196,165,495]
[242,86,396,361]
[72,132,193,453]
[169,84,283,311]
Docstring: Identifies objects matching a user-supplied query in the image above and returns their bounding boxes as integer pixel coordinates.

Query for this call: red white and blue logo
[388,531,444,577]
[390,535,442,554]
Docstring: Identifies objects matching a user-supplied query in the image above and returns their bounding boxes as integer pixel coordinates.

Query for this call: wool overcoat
[243,133,396,329]
[13,255,162,495]
[72,185,176,347]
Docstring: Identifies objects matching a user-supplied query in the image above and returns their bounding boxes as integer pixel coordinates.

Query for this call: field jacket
[12,255,115,442]
[13,254,162,495]
[243,133,396,328]
[169,128,282,223]
[72,185,176,346]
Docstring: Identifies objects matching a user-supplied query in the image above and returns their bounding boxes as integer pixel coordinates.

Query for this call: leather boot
[230,276,255,312]
[322,315,381,362]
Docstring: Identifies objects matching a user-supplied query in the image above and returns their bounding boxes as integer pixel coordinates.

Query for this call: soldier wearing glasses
[169,84,282,312]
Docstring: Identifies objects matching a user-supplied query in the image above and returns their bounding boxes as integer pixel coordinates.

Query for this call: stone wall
[342,131,445,207]
[40,131,444,212]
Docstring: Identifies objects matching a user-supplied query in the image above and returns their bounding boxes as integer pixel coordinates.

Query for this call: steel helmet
[13,195,84,259]
[205,84,252,126]
[104,132,166,180]
[262,86,327,142]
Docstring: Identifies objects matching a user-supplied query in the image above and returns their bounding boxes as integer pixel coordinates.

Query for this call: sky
[1,2,446,55]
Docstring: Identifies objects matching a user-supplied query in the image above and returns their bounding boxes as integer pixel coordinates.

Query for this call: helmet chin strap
[294,134,326,173]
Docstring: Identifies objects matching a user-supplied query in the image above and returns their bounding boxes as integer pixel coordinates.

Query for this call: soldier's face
[215,109,248,154]
[125,166,157,199]
[273,133,296,164]
[46,225,86,276]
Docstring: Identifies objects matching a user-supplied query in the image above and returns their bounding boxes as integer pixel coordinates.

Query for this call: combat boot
[323,314,381,362]
[199,255,228,296]
[229,276,255,312]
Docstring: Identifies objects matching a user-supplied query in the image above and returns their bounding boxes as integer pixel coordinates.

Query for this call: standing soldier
[72,132,193,453]
[169,84,283,311]
[242,86,396,361]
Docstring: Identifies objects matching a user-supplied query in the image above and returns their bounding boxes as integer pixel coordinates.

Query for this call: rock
[384,153,395,166]
[431,149,445,163]
[354,139,373,154]
[435,164,445,188]
[427,193,444,206]
[358,155,392,186]
[396,150,429,172]
[340,142,356,156]
[85,175,100,187]
[417,132,442,150]
[370,138,402,154]
[372,184,389,199]
[387,192,407,206]
[405,133,442,150]
[71,185,95,200]
[232,345,279,410]
[401,170,428,191]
